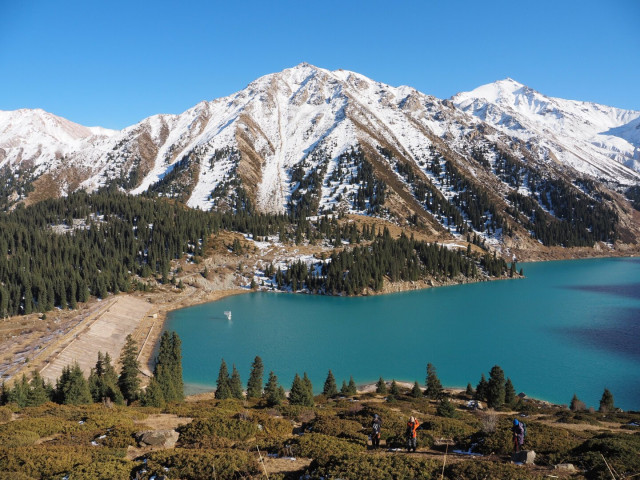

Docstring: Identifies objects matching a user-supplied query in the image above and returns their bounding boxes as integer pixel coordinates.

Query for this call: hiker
[371,414,382,449]
[512,419,525,452]
[406,416,420,452]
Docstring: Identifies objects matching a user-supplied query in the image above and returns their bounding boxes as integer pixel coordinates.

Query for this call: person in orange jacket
[406,416,420,452]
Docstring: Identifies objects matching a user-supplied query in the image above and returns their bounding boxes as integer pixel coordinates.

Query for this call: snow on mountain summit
[453,79,640,180]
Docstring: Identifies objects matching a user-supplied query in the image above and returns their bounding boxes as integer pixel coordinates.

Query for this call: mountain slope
[452,78,640,183]
[1,65,639,256]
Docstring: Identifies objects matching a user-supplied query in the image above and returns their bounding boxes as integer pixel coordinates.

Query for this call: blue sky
[1,0,639,129]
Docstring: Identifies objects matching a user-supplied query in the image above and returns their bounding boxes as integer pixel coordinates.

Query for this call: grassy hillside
[0,387,638,479]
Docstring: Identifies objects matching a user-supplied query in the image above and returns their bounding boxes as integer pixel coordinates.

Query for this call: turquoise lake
[165,257,640,411]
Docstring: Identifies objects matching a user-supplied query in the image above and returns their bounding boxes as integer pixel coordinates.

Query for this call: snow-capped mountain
[452,78,640,182]
[1,64,639,254]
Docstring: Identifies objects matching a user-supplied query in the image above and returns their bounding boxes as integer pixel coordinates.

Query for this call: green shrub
[293,433,365,466]
[318,452,440,480]
[178,416,259,447]
[141,448,260,480]
[445,459,546,479]
[311,415,367,444]
[0,406,12,423]
[571,433,640,480]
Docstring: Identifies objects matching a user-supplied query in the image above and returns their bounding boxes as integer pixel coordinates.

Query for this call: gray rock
[511,450,536,464]
[554,463,576,472]
[136,429,179,448]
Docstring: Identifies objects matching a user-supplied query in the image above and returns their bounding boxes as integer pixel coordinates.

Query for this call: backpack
[521,422,526,438]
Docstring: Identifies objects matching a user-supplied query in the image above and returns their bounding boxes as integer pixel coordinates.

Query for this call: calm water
[165,257,640,411]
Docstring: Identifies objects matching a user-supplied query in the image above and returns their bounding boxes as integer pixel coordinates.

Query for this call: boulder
[554,463,576,472]
[511,450,536,464]
[136,429,179,448]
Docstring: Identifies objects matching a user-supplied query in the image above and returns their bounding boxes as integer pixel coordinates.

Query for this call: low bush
[317,452,440,480]
[293,433,365,466]
[445,459,546,479]
[141,448,260,480]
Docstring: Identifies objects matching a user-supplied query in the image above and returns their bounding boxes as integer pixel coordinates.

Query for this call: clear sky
[1,0,638,129]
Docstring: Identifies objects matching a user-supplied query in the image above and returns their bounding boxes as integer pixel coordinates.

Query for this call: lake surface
[165,257,640,411]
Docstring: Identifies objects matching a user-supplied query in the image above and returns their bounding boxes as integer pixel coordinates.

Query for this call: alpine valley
[2,63,640,261]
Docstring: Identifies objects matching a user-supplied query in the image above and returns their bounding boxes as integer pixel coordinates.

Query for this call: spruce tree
[303,372,314,403]
[230,364,244,399]
[375,376,387,394]
[347,376,357,395]
[289,373,312,406]
[599,388,615,412]
[340,380,349,396]
[570,393,586,412]
[9,374,30,407]
[264,371,284,406]
[118,334,141,404]
[465,383,474,396]
[504,378,516,407]
[436,397,457,418]
[425,363,443,399]
[475,374,488,402]
[487,365,506,409]
[215,359,231,400]
[142,378,166,408]
[246,356,264,399]
[389,380,399,396]
[59,363,92,405]
[25,371,49,407]
[411,381,422,398]
[154,331,184,403]
[323,370,338,397]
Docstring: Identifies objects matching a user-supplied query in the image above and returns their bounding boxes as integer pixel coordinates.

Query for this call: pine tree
[411,381,422,398]
[289,373,312,406]
[9,374,30,407]
[599,388,615,412]
[340,380,349,396]
[425,363,443,399]
[246,356,264,399]
[436,397,457,418]
[570,393,586,412]
[375,377,387,394]
[264,371,284,406]
[303,372,314,404]
[389,380,399,396]
[504,378,516,407]
[230,364,244,399]
[26,370,50,407]
[465,383,474,396]
[323,370,338,397]
[487,365,506,408]
[215,359,231,400]
[59,363,92,405]
[142,378,166,408]
[118,334,140,404]
[154,331,184,403]
[475,374,488,402]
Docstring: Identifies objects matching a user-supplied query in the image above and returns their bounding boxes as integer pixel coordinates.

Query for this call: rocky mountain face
[1,64,640,257]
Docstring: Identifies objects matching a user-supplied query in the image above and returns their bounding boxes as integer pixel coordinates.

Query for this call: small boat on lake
[224,311,232,320]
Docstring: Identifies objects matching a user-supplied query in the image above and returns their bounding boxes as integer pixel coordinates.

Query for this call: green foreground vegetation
[1,348,638,479]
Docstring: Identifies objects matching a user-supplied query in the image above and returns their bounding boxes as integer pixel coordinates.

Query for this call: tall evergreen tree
[347,376,357,395]
[504,378,516,407]
[411,381,422,398]
[425,363,443,399]
[26,370,50,407]
[9,374,30,407]
[230,364,244,399]
[389,379,399,396]
[118,334,141,404]
[487,365,506,408]
[323,370,338,397]
[570,393,586,412]
[215,359,231,400]
[475,374,488,402]
[340,380,349,396]
[375,376,387,394]
[154,331,184,403]
[599,388,615,412]
[57,363,92,405]
[290,373,313,406]
[246,356,264,399]
[141,378,166,408]
[303,372,314,402]
[264,371,285,406]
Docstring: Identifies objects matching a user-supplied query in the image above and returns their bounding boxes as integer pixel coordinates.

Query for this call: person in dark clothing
[371,414,382,449]
[406,416,420,452]
[512,419,525,452]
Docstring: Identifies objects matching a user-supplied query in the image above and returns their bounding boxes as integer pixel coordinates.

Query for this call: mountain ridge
[1,64,640,256]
